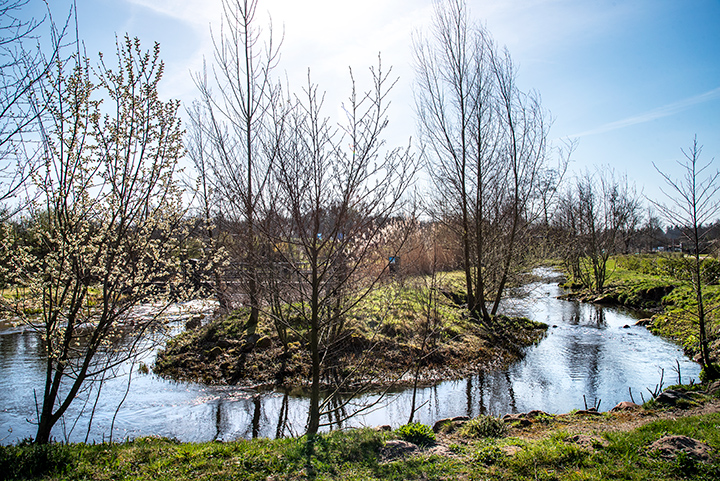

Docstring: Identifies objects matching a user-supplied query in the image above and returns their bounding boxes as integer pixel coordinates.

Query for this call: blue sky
[36,0,720,205]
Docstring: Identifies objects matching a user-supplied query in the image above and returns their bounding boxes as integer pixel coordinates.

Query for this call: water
[0,270,700,444]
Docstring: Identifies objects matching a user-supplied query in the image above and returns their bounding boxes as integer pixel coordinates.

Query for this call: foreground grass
[4,406,720,480]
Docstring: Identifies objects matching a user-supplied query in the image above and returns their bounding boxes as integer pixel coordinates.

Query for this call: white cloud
[572,87,720,138]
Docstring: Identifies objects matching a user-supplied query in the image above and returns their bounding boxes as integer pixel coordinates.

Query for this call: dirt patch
[648,435,715,462]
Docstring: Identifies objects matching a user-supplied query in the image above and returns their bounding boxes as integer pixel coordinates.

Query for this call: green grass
[5,412,720,480]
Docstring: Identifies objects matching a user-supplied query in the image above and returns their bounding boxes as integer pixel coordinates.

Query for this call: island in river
[154,271,548,390]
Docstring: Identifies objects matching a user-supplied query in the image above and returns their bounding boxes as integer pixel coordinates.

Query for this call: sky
[34,0,720,207]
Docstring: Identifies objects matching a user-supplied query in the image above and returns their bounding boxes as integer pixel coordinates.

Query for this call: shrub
[458,415,507,439]
[0,440,72,480]
[395,423,435,447]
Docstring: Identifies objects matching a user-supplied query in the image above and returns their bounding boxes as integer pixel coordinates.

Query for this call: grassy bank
[154,272,548,389]
[4,384,719,480]
[561,254,720,366]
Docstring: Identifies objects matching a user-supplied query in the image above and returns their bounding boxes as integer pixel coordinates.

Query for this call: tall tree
[414,0,552,324]
[19,36,186,444]
[193,0,281,332]
[265,60,415,451]
[651,137,720,379]
[414,0,499,322]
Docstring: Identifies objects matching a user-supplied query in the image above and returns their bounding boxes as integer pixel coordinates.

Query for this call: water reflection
[0,272,701,444]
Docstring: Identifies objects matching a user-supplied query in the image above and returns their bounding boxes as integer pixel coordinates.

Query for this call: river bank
[558,255,720,368]
[153,273,548,390]
[3,382,719,480]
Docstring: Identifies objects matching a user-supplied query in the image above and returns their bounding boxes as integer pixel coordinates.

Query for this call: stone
[655,389,690,406]
[573,409,602,416]
[610,401,641,412]
[526,410,550,419]
[428,444,456,457]
[433,416,470,433]
[380,440,419,462]
[502,413,531,427]
[648,435,714,462]
[374,425,392,432]
[622,324,631,329]
[256,336,272,349]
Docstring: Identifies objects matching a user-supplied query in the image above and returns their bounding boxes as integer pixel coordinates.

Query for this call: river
[0,269,700,444]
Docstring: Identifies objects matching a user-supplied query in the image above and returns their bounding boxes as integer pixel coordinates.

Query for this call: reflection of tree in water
[590,306,605,326]
[466,377,473,415]
[275,391,290,439]
[469,372,516,416]
[251,396,262,438]
[564,300,582,326]
[323,395,348,431]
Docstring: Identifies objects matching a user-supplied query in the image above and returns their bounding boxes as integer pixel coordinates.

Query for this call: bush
[0,440,72,480]
[458,415,507,439]
[395,423,435,447]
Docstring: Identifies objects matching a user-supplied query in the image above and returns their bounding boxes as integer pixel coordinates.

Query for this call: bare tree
[13,36,186,444]
[414,0,499,322]
[556,168,642,293]
[0,0,63,213]
[185,100,229,310]
[264,60,415,449]
[192,0,281,332]
[651,137,720,378]
[414,0,553,325]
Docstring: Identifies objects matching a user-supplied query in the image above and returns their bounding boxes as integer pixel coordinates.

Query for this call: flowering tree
[10,36,186,444]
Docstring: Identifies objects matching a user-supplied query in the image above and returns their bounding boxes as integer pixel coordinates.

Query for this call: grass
[5,408,720,480]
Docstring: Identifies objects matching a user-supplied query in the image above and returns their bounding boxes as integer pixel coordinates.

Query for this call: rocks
[256,335,272,349]
[610,401,641,412]
[500,410,552,427]
[380,440,420,462]
[572,409,602,416]
[648,435,714,462]
[427,444,456,457]
[654,389,691,406]
[502,413,532,427]
[526,410,551,419]
[374,425,392,432]
[433,416,470,433]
